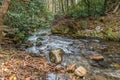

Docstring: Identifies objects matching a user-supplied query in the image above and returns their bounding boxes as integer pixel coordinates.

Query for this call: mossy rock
[49,48,64,64]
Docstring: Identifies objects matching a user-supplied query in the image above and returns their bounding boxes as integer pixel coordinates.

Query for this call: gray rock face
[49,48,64,63]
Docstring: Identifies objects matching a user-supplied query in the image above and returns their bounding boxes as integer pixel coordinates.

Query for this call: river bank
[51,13,120,41]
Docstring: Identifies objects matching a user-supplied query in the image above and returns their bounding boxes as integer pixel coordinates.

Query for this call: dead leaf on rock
[66,64,76,72]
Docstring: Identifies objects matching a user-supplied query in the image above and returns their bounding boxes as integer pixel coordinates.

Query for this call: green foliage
[66,0,105,17]
[81,21,87,29]
[4,0,53,43]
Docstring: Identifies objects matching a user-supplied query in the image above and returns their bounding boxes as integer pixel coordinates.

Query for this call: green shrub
[4,0,53,43]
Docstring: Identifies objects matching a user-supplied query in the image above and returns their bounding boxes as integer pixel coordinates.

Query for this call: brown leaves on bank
[0,48,55,80]
[0,48,87,80]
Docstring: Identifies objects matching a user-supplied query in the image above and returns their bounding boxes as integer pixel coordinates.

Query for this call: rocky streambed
[26,29,120,80]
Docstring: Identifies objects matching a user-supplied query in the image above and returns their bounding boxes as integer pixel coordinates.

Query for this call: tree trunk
[0,0,11,44]
[61,0,65,14]
[0,0,11,25]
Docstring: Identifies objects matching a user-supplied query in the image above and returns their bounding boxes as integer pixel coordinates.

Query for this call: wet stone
[35,37,42,46]
[89,75,107,80]
[104,70,120,79]
[36,41,42,47]
[110,63,120,69]
[74,66,87,77]
[25,41,34,48]
[100,45,108,52]
[90,60,108,68]
[89,54,104,61]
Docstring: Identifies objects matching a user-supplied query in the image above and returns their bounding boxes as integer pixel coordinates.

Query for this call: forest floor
[0,13,120,80]
[0,47,51,79]
[0,46,68,80]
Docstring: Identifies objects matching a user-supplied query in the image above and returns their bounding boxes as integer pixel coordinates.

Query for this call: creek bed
[26,29,120,80]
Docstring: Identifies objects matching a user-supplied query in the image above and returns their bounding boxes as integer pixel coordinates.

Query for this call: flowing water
[26,29,120,80]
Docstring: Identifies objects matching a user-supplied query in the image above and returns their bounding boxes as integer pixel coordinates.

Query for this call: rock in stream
[49,48,64,63]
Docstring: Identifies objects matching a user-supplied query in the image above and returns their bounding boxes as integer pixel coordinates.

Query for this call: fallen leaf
[0,54,4,58]
[9,74,16,80]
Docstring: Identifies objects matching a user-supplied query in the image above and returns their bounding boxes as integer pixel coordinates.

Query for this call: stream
[26,29,120,80]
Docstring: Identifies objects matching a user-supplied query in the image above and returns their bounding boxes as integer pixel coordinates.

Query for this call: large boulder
[51,18,77,35]
[49,48,64,64]
[51,24,70,34]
